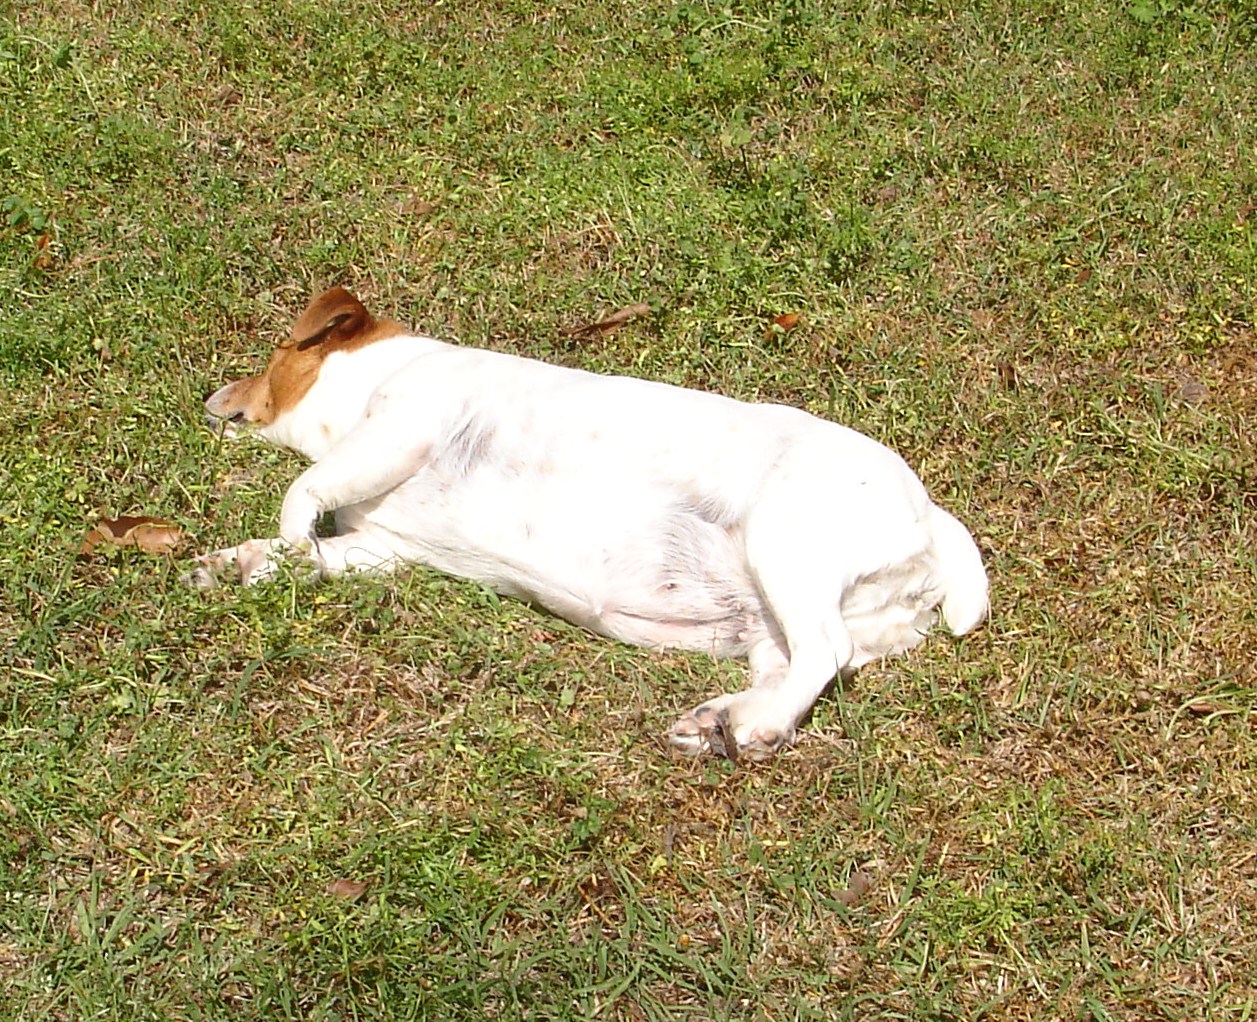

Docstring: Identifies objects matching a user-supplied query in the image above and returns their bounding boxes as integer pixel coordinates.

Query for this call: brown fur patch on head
[288,287,374,351]
[205,288,407,427]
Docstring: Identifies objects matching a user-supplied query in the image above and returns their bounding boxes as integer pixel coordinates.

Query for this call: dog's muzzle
[204,411,245,438]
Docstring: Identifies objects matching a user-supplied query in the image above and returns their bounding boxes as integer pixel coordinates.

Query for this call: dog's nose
[204,409,243,436]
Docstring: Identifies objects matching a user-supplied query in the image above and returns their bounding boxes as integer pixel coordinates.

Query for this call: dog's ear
[288,288,375,350]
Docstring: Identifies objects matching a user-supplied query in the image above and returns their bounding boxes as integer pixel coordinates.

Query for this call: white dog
[192,288,988,760]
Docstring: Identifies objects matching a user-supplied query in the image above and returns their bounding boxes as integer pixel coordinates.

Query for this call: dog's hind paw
[667,697,794,762]
[668,705,734,759]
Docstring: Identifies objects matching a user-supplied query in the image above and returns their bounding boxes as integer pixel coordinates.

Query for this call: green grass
[3,0,1257,1018]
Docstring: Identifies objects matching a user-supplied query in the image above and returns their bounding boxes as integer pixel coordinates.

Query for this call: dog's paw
[182,548,236,590]
[668,704,735,759]
[182,539,291,589]
[667,694,795,762]
[182,561,220,590]
[236,539,288,585]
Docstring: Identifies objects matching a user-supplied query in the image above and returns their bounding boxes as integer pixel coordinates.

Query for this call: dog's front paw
[182,539,290,589]
[279,490,321,555]
[182,548,237,590]
[235,538,290,585]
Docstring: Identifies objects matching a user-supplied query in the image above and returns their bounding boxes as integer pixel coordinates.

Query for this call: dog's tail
[928,505,989,635]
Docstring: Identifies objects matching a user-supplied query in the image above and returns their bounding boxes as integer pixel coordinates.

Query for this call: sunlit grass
[2,1,1256,1019]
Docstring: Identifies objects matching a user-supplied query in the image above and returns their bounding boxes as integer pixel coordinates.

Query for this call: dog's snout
[203,406,247,437]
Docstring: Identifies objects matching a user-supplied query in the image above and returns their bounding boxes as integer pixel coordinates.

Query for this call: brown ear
[289,287,375,350]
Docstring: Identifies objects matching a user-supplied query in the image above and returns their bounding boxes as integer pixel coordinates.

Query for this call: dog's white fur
[193,288,988,760]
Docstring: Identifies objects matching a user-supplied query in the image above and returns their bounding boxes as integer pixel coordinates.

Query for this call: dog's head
[205,288,407,457]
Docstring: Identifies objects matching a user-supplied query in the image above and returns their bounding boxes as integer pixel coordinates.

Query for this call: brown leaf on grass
[834,869,872,907]
[1185,699,1228,717]
[80,516,184,557]
[326,878,369,901]
[400,193,436,217]
[33,232,56,271]
[873,183,903,204]
[562,303,651,337]
[211,84,242,107]
[1175,378,1208,406]
[772,313,802,332]
[997,361,1020,391]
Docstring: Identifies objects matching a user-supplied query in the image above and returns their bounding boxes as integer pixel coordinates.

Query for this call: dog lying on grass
[190,288,988,760]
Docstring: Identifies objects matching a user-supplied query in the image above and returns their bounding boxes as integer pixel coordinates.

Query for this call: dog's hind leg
[668,598,851,761]
[668,632,788,758]
[668,493,857,760]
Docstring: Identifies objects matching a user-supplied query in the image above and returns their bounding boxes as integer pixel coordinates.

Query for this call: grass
[2,0,1257,1018]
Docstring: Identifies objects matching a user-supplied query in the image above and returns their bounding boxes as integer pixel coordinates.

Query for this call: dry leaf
[400,193,436,216]
[1175,378,1208,406]
[33,232,56,271]
[80,515,184,556]
[770,313,801,333]
[563,303,651,337]
[326,878,369,901]
[997,361,1019,391]
[212,84,242,107]
[835,870,872,907]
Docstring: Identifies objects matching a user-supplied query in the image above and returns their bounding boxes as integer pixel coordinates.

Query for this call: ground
[1,1,1256,1019]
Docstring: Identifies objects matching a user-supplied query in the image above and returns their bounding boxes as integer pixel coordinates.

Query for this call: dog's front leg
[278,432,434,553]
[190,430,432,589]
[187,531,399,588]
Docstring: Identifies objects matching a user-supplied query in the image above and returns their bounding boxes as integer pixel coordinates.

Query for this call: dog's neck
[262,334,446,460]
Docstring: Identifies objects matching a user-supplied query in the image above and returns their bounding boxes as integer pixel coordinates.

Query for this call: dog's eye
[228,411,246,424]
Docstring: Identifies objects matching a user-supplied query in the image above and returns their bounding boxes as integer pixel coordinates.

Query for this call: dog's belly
[340,473,768,657]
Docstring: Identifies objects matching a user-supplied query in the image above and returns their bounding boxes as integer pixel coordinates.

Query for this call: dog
[191,287,988,760]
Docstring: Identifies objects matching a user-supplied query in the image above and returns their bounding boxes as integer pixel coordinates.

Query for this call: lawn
[2,1,1256,1019]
